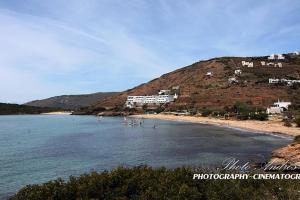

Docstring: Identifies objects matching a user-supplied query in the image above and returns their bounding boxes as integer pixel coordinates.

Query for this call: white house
[241,61,253,68]
[269,78,280,84]
[266,100,291,115]
[278,54,285,59]
[274,100,291,110]
[261,61,266,66]
[234,69,242,75]
[274,63,283,68]
[268,54,285,60]
[206,72,213,77]
[293,51,300,55]
[267,62,274,66]
[266,107,282,115]
[228,77,238,84]
[158,90,171,95]
[269,78,300,85]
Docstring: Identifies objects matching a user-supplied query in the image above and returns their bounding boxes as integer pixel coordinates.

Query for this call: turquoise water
[0,115,290,199]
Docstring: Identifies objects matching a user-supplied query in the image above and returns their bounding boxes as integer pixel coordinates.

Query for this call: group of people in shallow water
[97,116,157,128]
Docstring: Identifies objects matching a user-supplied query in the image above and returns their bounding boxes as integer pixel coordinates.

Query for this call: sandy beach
[41,111,73,115]
[132,114,300,137]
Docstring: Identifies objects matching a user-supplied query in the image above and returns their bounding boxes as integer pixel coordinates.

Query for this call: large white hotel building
[125,90,178,108]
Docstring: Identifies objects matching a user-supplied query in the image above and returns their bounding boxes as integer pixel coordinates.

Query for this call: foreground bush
[295,117,300,127]
[9,166,300,200]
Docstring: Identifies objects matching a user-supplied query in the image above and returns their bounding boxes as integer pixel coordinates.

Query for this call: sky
[0,0,299,103]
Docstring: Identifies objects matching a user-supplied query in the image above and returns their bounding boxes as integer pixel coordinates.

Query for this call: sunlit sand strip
[41,111,72,115]
[131,114,299,137]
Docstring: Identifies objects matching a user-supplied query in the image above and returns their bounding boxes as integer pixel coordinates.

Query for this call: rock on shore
[270,136,300,167]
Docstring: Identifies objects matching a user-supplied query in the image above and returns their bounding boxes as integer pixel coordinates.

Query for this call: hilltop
[85,52,300,114]
[25,92,118,110]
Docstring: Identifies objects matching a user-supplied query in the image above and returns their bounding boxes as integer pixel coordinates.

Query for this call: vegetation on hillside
[192,102,268,121]
[9,166,300,200]
[0,103,60,115]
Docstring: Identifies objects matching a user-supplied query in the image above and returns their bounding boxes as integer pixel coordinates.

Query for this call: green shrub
[295,118,300,127]
[201,109,212,117]
[253,112,269,121]
[8,166,300,200]
[284,120,292,127]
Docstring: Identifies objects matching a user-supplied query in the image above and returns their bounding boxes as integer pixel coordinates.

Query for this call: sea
[0,115,291,199]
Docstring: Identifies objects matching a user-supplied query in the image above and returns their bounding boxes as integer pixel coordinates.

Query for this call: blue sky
[0,0,299,103]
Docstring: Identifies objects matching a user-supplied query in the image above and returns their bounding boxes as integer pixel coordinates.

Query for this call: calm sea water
[0,115,291,199]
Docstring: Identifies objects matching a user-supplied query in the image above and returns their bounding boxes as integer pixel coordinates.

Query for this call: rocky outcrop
[269,136,300,167]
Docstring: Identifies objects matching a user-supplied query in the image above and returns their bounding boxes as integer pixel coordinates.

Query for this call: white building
[262,61,282,67]
[172,86,180,90]
[206,72,213,77]
[234,69,242,75]
[293,51,300,55]
[228,77,238,84]
[274,100,291,110]
[267,100,291,115]
[158,90,171,95]
[269,78,300,85]
[266,107,282,115]
[125,94,178,108]
[269,78,279,84]
[268,54,285,60]
[241,61,253,68]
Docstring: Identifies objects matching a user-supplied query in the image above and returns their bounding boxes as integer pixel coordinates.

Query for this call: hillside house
[269,78,300,86]
[274,101,291,110]
[267,100,291,115]
[293,51,300,55]
[267,62,274,66]
[241,61,253,68]
[261,61,266,66]
[234,69,242,75]
[266,107,282,115]
[158,90,171,95]
[206,72,213,77]
[274,63,283,68]
[228,77,238,84]
[269,78,279,84]
[268,54,285,60]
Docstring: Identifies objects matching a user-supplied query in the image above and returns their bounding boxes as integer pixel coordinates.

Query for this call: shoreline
[131,114,299,138]
[41,111,73,115]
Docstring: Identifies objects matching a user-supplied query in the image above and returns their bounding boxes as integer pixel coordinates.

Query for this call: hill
[25,92,118,110]
[0,103,61,115]
[87,53,300,113]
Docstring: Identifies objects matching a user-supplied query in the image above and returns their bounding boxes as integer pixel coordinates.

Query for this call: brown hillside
[25,92,119,110]
[90,53,300,111]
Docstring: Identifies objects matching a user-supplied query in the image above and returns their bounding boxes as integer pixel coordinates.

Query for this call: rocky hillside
[25,92,118,110]
[87,53,300,113]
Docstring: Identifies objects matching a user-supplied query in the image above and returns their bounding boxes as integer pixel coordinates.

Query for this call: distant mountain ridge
[0,103,60,115]
[25,92,119,110]
[86,52,300,113]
